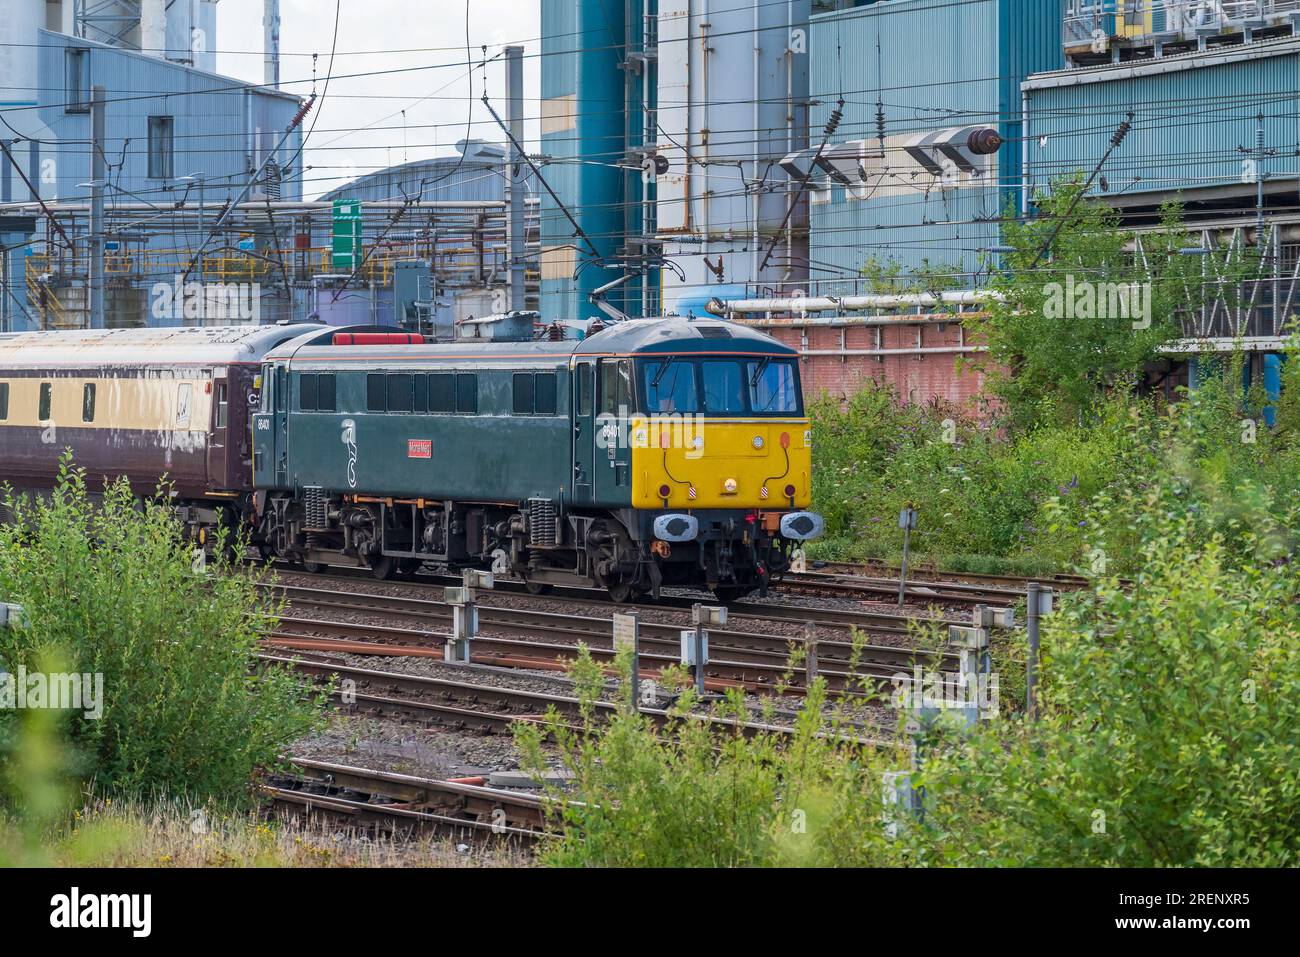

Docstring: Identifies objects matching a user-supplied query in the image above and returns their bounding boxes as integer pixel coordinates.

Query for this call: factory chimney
[264,0,281,88]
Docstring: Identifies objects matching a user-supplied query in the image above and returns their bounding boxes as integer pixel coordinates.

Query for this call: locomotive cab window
[82,383,96,423]
[702,359,747,415]
[642,358,699,414]
[38,382,52,421]
[0,382,8,420]
[747,358,800,414]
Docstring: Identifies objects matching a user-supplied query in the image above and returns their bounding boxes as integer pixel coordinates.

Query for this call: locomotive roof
[0,323,325,369]
[575,316,795,356]
[270,317,792,364]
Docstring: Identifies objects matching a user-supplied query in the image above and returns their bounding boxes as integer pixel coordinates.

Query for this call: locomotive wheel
[301,560,325,574]
[524,578,553,596]
[369,556,397,581]
[396,559,424,578]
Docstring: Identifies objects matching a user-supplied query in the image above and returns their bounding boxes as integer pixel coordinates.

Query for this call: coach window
[366,373,386,412]
[214,382,229,428]
[386,373,413,413]
[600,359,632,416]
[455,373,478,414]
[512,373,535,414]
[176,383,192,427]
[412,373,426,412]
[82,383,96,423]
[317,373,336,412]
[275,367,286,413]
[298,373,317,411]
[536,372,557,415]
[0,382,8,420]
[38,382,52,421]
[428,373,454,413]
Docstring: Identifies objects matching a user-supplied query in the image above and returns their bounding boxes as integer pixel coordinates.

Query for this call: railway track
[259,652,886,745]
[264,583,959,695]
[810,560,1094,591]
[265,757,549,842]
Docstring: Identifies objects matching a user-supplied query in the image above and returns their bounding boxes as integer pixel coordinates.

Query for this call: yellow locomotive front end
[628,415,813,510]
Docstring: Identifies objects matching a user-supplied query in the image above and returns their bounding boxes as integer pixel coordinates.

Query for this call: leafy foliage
[0,457,326,805]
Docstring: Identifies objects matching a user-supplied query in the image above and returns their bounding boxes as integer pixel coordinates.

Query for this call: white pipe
[721,290,1003,314]
[141,0,167,58]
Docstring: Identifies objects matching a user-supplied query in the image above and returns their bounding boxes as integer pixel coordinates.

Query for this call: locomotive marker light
[684,604,727,695]
[444,570,495,663]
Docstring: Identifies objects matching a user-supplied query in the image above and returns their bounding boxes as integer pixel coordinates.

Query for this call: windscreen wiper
[749,356,771,387]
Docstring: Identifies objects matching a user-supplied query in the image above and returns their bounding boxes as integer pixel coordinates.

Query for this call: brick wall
[747,317,993,415]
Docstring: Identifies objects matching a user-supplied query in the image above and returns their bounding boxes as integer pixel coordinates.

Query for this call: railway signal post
[612,610,640,713]
[684,604,726,695]
[1026,585,1054,721]
[444,570,494,664]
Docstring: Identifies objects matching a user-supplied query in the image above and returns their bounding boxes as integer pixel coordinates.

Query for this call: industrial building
[1,0,1296,415]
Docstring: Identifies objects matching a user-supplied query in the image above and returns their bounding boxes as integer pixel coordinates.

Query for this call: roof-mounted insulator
[288,92,317,132]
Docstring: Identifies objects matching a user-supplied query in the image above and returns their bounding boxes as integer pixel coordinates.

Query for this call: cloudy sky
[216,0,542,198]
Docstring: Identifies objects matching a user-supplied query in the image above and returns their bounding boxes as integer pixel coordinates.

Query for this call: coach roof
[0,324,325,369]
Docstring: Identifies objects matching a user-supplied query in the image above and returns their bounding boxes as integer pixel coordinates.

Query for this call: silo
[539,0,629,324]
[656,0,810,313]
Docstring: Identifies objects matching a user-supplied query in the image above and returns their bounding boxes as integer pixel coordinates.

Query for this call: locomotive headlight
[752,435,764,449]
[723,478,738,494]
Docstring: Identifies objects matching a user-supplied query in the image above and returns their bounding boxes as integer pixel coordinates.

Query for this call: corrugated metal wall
[33,30,302,207]
[807,0,1061,284]
[1025,45,1299,201]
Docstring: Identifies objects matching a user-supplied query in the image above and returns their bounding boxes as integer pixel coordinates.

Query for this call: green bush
[517,490,1300,866]
[0,457,325,804]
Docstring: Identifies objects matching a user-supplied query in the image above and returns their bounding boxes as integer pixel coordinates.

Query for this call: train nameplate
[408,439,432,459]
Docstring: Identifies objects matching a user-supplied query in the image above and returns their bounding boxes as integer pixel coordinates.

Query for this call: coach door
[572,359,595,503]
[206,372,230,489]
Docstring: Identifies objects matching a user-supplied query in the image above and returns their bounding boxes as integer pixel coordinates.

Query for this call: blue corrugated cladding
[808,0,1061,284]
[1025,47,1298,201]
[539,0,631,323]
[34,30,302,207]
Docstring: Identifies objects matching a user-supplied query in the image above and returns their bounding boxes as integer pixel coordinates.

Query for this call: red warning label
[408,439,432,459]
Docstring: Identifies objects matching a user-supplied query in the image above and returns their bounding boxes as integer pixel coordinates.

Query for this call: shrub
[0,457,325,804]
